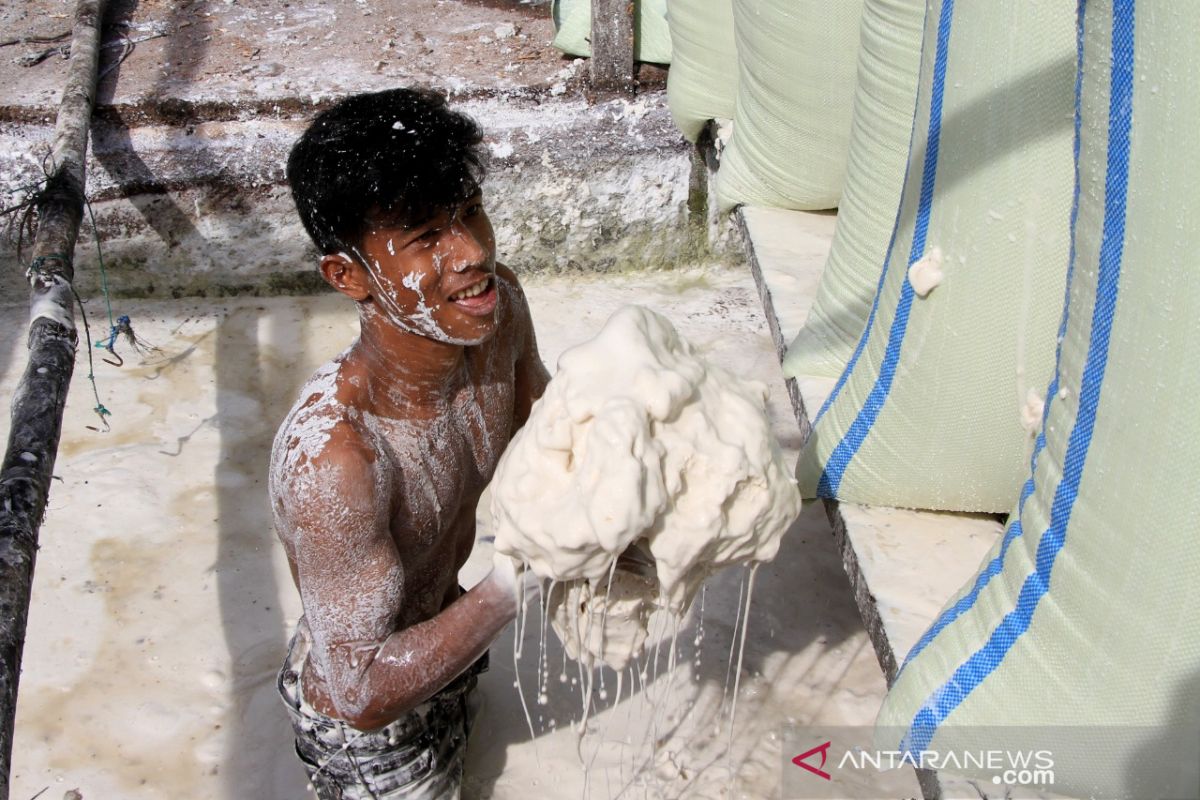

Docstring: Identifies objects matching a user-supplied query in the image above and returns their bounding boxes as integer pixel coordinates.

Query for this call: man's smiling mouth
[450,277,491,301]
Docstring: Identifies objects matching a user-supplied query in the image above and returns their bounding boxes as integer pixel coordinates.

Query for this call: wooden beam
[0,1,109,796]
[590,0,635,94]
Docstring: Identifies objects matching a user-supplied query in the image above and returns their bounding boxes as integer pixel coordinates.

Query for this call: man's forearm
[340,571,517,730]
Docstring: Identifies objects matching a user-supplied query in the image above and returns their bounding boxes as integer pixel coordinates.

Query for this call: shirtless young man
[269,88,550,799]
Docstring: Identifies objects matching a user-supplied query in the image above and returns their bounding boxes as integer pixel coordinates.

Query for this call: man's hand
[615,540,657,580]
[489,552,543,611]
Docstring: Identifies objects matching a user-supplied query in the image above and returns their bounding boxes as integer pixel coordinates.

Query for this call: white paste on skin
[398,270,443,335]
[267,281,523,715]
[268,357,400,710]
[490,306,801,669]
[347,245,493,348]
[908,246,945,297]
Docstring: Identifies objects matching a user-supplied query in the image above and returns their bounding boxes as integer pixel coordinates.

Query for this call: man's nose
[445,219,489,272]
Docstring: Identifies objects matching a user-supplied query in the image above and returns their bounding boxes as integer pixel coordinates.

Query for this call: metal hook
[101,346,123,368]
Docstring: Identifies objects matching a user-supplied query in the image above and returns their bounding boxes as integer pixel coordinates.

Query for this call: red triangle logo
[792,740,832,781]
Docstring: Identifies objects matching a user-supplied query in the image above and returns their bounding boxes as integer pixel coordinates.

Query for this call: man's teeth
[451,279,489,301]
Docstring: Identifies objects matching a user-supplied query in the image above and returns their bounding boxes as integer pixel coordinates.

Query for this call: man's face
[354,194,500,346]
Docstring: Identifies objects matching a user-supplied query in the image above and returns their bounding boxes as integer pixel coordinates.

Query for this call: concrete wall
[0,91,732,302]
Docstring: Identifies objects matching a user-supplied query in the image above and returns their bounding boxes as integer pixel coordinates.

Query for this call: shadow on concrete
[457,0,551,16]
[92,0,207,268]
[213,303,310,797]
[0,304,26,389]
[96,6,304,794]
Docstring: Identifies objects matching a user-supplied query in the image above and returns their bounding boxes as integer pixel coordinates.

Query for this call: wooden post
[0,1,109,796]
[590,0,635,94]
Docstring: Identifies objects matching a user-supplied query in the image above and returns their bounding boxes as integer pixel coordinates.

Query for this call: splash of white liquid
[512,574,537,742]
[725,563,760,794]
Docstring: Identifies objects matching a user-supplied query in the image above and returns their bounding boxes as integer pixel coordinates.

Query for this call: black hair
[287,87,487,255]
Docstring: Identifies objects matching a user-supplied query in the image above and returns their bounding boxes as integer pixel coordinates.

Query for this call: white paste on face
[908,246,945,297]
[342,246,470,346]
[490,305,801,669]
[348,244,493,347]
[398,270,441,333]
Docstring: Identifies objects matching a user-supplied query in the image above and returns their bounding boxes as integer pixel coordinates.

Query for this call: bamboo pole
[0,1,109,796]
[590,0,635,94]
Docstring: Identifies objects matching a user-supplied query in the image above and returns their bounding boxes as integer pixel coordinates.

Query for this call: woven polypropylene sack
[796,0,1076,512]
[665,0,738,143]
[552,0,673,64]
[875,4,1200,797]
[782,0,925,378]
[714,0,864,212]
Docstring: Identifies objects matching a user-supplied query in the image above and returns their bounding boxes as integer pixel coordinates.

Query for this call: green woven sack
[796,0,1076,512]
[715,0,864,212]
[665,0,738,143]
[876,4,1200,798]
[782,0,925,378]
[551,0,673,64]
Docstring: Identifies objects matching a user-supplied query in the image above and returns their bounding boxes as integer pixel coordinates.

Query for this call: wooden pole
[590,0,635,94]
[0,1,109,796]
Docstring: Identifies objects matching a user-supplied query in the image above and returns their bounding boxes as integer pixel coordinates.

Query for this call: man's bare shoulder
[495,262,521,287]
[494,264,536,345]
[492,263,549,427]
[269,357,385,529]
[495,261,529,303]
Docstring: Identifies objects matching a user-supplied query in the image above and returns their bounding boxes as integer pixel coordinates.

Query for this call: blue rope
[13,183,123,430]
[84,198,115,330]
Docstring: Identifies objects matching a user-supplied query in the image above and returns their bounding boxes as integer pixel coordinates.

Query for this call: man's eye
[416,227,441,242]
[465,203,483,217]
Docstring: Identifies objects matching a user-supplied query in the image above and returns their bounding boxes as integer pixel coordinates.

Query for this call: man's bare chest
[373,373,515,542]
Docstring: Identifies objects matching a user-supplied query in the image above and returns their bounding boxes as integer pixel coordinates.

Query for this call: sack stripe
[816,0,956,497]
[896,0,1089,673]
[899,429,1048,674]
[900,0,1135,754]
[811,4,934,430]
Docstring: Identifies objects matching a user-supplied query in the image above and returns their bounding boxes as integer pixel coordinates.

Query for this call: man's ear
[319,253,371,301]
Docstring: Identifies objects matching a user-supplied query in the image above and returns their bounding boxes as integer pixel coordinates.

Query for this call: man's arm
[278,421,518,730]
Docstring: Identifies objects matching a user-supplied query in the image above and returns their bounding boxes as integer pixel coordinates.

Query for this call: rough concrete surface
[0,0,701,303]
